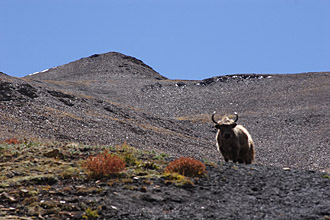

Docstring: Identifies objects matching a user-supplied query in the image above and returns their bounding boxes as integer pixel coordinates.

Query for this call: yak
[212,112,255,164]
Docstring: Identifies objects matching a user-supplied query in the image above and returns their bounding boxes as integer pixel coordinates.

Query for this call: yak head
[212,112,238,140]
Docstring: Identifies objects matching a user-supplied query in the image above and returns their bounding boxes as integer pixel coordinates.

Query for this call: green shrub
[116,142,140,166]
[83,207,99,219]
[163,172,194,187]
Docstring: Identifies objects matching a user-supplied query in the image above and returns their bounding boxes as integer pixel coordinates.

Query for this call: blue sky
[1,0,329,80]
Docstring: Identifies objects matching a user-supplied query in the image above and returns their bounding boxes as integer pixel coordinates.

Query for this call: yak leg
[245,159,252,164]
[231,147,240,163]
[221,151,229,162]
[242,143,254,164]
[219,146,229,162]
[244,153,253,164]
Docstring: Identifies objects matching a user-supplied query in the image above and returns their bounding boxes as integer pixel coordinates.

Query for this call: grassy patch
[83,207,99,219]
[0,141,207,187]
[163,172,194,187]
[0,140,209,219]
[0,141,88,187]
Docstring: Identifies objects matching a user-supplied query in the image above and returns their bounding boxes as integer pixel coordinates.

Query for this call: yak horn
[234,112,238,122]
[212,111,218,124]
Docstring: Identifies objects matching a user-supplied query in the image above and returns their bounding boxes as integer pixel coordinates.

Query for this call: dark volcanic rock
[199,74,271,86]
[0,81,14,101]
[0,81,38,101]
[47,90,75,99]
[16,83,38,99]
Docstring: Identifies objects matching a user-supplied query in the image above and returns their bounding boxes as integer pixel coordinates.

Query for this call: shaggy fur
[213,115,255,164]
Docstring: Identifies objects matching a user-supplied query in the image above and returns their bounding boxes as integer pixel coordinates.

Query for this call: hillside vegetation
[1,140,329,219]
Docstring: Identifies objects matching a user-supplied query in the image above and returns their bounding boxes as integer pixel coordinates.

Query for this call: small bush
[83,150,125,178]
[83,207,99,219]
[141,161,159,170]
[164,157,206,177]
[116,142,140,166]
[1,138,20,145]
[163,172,194,187]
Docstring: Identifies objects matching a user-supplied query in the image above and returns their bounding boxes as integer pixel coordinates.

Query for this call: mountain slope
[1,71,214,161]
[1,52,330,171]
[26,52,166,81]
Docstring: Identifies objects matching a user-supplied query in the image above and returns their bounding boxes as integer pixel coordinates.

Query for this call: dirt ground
[0,141,329,220]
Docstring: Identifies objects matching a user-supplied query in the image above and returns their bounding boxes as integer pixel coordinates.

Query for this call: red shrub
[165,157,206,177]
[1,138,20,145]
[83,150,125,177]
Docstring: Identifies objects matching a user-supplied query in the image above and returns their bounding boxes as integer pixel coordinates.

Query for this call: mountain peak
[87,52,154,70]
[25,52,167,81]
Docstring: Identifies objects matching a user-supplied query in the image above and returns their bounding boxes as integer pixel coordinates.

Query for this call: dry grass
[43,106,84,121]
[175,114,211,123]
[84,110,122,122]
[0,141,80,188]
